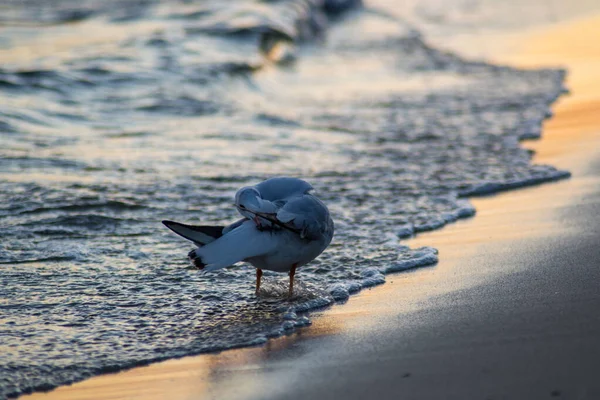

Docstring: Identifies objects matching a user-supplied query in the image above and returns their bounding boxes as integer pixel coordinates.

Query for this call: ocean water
[0,0,575,397]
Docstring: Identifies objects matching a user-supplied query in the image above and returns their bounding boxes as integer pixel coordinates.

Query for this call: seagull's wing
[251,194,331,240]
[277,194,331,240]
[193,220,280,272]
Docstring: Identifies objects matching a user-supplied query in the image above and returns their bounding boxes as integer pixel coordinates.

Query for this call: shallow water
[0,0,576,397]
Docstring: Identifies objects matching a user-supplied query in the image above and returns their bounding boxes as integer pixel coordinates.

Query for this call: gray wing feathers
[276,195,330,240]
[222,218,248,235]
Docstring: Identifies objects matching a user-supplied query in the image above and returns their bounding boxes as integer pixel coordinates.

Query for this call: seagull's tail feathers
[196,220,278,273]
[162,220,224,246]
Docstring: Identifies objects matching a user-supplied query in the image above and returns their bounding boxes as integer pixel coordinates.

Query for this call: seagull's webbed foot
[188,249,206,270]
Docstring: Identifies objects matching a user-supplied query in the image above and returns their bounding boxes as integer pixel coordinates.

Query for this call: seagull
[162,177,334,298]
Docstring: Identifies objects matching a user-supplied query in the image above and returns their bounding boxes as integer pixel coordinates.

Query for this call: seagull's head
[235,186,261,213]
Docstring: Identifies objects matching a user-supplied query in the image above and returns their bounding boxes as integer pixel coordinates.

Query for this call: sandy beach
[23,10,600,400]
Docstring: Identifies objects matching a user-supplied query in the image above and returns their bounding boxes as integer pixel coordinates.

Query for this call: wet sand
[24,12,600,400]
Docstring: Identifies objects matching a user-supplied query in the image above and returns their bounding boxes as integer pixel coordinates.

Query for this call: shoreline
[22,12,600,400]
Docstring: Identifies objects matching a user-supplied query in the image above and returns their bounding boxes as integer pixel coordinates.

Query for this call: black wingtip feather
[162,220,224,238]
[161,220,226,246]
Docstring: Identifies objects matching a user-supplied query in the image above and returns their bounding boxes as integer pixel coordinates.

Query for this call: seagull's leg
[256,268,263,296]
[288,263,297,298]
